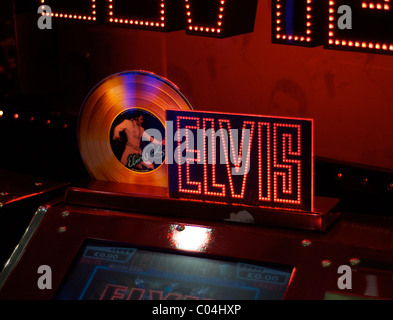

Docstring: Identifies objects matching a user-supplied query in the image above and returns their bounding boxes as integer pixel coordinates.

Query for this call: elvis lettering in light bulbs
[166,110,313,212]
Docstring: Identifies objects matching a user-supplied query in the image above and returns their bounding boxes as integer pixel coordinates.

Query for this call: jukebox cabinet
[0,71,392,302]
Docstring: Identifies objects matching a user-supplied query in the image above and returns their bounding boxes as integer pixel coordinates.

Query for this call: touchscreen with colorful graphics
[56,241,293,300]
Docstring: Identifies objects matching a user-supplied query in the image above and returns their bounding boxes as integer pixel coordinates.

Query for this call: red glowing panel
[39,0,97,22]
[272,0,323,47]
[107,0,184,32]
[184,0,258,38]
[325,0,393,55]
[167,110,313,212]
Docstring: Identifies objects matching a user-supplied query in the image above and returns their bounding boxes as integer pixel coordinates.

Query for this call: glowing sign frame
[106,0,184,32]
[325,0,393,55]
[183,0,258,38]
[271,0,324,47]
[39,0,97,22]
[37,0,257,36]
[36,0,393,54]
[166,110,313,212]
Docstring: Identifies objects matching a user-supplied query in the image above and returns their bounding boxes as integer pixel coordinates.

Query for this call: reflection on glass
[168,224,213,252]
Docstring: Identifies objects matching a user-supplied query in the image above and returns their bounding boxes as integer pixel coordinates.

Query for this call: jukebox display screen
[56,241,293,300]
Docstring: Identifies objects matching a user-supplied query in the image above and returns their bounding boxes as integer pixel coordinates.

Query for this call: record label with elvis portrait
[110,108,165,173]
[77,70,193,188]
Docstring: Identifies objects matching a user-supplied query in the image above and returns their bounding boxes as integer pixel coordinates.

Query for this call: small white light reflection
[168,224,213,252]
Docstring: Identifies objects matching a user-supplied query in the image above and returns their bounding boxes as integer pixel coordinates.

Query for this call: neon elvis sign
[166,110,313,212]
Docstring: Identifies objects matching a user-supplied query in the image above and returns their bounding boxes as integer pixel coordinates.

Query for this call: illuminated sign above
[37,0,393,55]
[184,0,258,38]
[271,0,324,47]
[166,110,313,212]
[39,0,258,37]
[107,0,184,32]
[325,0,393,54]
[39,0,97,21]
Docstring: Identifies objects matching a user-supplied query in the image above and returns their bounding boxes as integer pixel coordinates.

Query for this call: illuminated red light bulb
[41,0,96,21]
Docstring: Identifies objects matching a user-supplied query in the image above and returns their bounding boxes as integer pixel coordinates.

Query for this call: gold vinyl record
[78,70,194,187]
